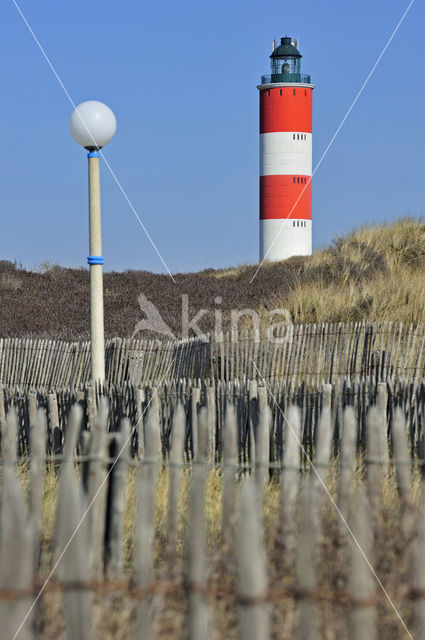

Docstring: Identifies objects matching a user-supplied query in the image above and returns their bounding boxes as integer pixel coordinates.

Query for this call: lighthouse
[258,37,314,262]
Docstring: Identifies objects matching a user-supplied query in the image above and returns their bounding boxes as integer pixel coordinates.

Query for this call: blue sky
[1,0,423,273]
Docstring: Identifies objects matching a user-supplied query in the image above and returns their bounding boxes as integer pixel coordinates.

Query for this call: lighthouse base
[259,219,312,262]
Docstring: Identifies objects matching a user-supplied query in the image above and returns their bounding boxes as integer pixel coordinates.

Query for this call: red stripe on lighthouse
[260,175,312,220]
[260,87,312,134]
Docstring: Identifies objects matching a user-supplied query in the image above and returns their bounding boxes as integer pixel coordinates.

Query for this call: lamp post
[69,101,117,384]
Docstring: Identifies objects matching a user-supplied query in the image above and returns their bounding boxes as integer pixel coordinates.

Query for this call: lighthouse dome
[270,36,302,59]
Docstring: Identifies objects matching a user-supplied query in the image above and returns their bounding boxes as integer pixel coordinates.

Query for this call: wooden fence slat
[222,401,238,542]
[135,400,161,639]
[296,479,319,640]
[248,380,258,471]
[282,322,293,379]
[9,337,18,386]
[237,480,269,640]
[280,405,301,549]
[0,386,5,435]
[136,387,145,457]
[4,339,14,385]
[413,481,425,639]
[376,382,389,468]
[190,385,200,460]
[0,338,4,383]
[30,407,47,572]
[186,406,209,639]
[365,407,383,519]
[54,404,82,553]
[338,407,357,518]
[206,383,216,465]
[107,417,131,578]
[0,409,34,640]
[56,405,91,640]
[48,393,61,456]
[86,398,109,577]
[312,395,332,532]
[28,391,37,438]
[47,339,60,389]
[168,401,186,556]
[255,387,271,497]
[392,407,412,504]
[87,385,97,432]
[348,487,376,640]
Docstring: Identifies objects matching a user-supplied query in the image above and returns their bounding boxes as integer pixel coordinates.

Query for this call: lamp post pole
[88,150,105,384]
[69,100,117,387]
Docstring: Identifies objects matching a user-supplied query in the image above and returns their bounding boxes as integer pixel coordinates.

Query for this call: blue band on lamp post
[88,256,104,265]
[87,151,100,158]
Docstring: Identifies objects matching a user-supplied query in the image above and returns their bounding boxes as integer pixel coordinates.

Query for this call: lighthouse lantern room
[258,36,314,262]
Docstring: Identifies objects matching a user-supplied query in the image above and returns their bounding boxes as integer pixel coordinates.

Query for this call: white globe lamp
[69,100,116,150]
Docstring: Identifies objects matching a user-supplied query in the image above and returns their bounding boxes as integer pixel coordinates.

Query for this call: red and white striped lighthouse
[258,37,314,262]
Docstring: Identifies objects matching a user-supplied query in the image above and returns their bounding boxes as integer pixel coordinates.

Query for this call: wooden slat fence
[1,373,425,470]
[1,322,425,389]
[0,336,211,389]
[0,394,423,638]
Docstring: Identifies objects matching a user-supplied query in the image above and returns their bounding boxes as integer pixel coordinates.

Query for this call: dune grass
[256,217,425,325]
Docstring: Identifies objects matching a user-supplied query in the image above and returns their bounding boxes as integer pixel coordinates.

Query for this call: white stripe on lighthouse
[260,219,312,262]
[260,132,312,176]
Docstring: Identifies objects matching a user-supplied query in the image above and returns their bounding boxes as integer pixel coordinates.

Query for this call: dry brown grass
[0,272,22,290]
